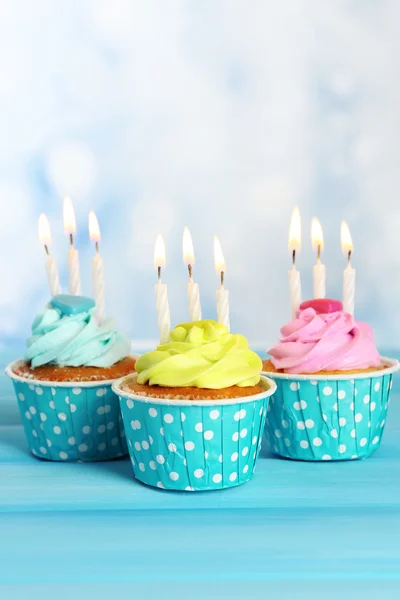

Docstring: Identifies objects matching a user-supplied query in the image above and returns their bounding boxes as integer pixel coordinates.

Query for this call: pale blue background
[1,0,399,350]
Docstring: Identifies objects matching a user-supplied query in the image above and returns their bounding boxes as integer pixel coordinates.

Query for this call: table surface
[1,346,400,600]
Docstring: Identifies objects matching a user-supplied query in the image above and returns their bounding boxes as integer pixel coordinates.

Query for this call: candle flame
[38,213,52,246]
[311,217,324,251]
[88,210,101,242]
[341,220,353,254]
[288,206,301,252]
[213,236,226,274]
[154,234,166,268]
[63,196,77,235]
[182,226,195,266]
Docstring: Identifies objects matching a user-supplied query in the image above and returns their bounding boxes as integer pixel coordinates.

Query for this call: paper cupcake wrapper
[263,358,399,461]
[114,375,276,491]
[6,360,128,462]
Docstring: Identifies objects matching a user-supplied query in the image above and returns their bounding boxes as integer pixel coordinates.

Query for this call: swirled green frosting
[135,320,262,389]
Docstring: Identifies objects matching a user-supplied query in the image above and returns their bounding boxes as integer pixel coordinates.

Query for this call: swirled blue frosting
[25,297,131,368]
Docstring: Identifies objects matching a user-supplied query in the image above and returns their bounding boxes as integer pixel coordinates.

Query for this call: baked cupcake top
[268,299,381,374]
[25,294,131,368]
[135,320,262,389]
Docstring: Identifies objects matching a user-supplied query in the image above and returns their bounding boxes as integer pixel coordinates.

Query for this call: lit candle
[288,206,302,318]
[182,226,202,321]
[88,211,104,323]
[214,236,230,330]
[63,196,81,296]
[38,213,61,297]
[341,220,355,315]
[311,217,326,299]
[154,234,171,343]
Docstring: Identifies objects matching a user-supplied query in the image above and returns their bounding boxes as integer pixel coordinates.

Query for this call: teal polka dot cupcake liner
[263,358,399,461]
[113,375,276,491]
[6,360,128,462]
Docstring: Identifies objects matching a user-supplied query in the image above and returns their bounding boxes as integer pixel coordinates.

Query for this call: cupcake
[262,299,399,461]
[6,294,135,461]
[113,320,276,491]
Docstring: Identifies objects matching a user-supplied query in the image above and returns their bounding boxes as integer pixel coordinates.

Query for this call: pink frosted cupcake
[263,299,398,461]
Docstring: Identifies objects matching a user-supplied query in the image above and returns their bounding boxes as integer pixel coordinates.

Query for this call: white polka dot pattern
[117,389,272,491]
[11,379,128,462]
[263,371,393,461]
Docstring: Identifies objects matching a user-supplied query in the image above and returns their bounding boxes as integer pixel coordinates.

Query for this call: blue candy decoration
[50,294,95,316]
[114,376,276,491]
[263,359,398,461]
[7,361,128,461]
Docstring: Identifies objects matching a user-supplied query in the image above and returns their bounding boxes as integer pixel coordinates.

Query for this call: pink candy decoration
[300,299,343,314]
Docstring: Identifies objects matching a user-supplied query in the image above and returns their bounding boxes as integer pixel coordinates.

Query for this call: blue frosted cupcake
[263,299,399,461]
[113,320,276,491]
[6,294,135,461]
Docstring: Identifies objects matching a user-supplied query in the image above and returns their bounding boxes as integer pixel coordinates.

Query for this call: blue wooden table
[1,346,400,599]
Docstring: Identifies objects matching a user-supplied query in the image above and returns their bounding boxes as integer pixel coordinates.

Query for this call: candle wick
[292,249,296,267]
[188,264,193,281]
[317,244,321,263]
[95,241,99,254]
[69,233,74,249]
[220,270,224,288]
[347,249,352,267]
[158,265,162,283]
[44,244,50,257]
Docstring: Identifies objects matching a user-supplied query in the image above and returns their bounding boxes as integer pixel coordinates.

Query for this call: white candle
[63,196,81,296]
[341,221,355,315]
[288,206,302,318]
[154,234,171,343]
[46,256,62,297]
[92,255,104,322]
[38,213,61,297]
[343,264,355,316]
[155,283,171,344]
[311,217,326,299]
[288,266,302,319]
[214,236,230,330]
[216,289,230,329]
[67,248,81,296]
[187,280,202,322]
[89,211,105,322]
[183,227,202,321]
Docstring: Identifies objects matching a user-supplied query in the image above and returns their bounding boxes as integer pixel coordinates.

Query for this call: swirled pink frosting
[268,305,381,374]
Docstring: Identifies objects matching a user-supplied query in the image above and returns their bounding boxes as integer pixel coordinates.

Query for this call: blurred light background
[0,0,399,349]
